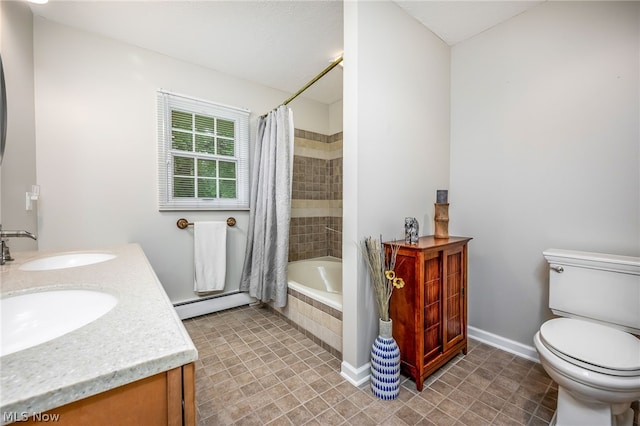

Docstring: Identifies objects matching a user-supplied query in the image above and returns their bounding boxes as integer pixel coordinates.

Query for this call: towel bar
[176,217,236,229]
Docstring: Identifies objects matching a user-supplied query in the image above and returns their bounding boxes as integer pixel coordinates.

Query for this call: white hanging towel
[194,221,227,292]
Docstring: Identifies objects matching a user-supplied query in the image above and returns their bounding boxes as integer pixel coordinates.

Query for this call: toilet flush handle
[550,265,564,273]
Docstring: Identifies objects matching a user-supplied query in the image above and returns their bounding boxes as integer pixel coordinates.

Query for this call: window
[157,90,250,210]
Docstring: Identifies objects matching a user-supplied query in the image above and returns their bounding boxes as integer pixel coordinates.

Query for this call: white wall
[450,1,640,348]
[32,18,333,303]
[329,99,343,135]
[14,0,638,378]
[0,2,38,251]
[342,0,450,381]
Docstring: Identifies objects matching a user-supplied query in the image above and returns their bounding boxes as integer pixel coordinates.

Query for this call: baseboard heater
[173,291,255,320]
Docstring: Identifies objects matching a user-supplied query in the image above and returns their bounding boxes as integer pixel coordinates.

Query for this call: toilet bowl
[534,319,640,426]
[536,249,640,426]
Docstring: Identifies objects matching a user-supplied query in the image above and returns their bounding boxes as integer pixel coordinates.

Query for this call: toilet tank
[543,248,640,334]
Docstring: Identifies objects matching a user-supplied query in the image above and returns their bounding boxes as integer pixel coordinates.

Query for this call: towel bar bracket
[177,217,236,229]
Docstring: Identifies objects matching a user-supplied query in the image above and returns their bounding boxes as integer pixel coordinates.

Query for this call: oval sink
[19,253,116,271]
[0,290,118,356]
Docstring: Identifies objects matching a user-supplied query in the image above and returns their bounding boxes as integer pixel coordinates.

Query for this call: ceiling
[394,1,543,45]
[29,1,544,105]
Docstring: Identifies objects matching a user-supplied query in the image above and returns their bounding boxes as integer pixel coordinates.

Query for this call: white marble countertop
[0,244,197,421]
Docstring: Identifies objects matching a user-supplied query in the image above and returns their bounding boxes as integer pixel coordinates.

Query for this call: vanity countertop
[0,244,197,418]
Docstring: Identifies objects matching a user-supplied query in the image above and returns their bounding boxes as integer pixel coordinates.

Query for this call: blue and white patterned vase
[370,318,400,400]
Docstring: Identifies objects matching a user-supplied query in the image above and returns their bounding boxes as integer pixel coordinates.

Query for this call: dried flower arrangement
[360,236,405,321]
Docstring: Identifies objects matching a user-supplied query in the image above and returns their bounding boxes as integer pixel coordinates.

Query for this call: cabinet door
[391,251,420,372]
[23,364,196,426]
[443,245,465,351]
[423,251,443,362]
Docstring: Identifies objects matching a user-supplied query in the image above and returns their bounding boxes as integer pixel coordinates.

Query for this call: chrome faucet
[0,225,37,265]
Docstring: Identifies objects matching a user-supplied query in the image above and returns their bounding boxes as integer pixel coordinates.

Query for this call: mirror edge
[0,54,6,166]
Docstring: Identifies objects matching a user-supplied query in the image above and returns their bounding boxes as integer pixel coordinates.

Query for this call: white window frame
[157,90,250,210]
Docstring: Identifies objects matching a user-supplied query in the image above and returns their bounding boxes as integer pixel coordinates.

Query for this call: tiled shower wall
[289,129,343,261]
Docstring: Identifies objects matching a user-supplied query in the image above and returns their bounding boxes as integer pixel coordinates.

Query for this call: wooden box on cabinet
[385,236,472,391]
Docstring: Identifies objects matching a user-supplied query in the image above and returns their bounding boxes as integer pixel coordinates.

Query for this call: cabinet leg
[462,344,467,355]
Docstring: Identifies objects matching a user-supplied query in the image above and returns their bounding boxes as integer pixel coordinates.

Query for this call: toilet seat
[539,318,640,377]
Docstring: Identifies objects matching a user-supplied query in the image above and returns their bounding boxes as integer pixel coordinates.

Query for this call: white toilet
[534,249,640,426]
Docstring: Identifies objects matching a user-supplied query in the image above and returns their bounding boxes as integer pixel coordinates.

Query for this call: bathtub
[272,256,343,357]
[287,256,342,311]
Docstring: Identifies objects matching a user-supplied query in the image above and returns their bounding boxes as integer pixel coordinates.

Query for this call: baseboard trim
[468,325,540,363]
[174,293,255,319]
[340,360,371,387]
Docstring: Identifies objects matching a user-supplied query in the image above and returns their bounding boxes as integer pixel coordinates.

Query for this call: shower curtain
[240,105,294,308]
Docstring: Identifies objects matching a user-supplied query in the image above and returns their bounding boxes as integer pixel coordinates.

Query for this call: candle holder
[434,203,449,239]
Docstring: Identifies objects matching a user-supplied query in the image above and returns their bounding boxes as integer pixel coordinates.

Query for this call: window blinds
[157,90,250,210]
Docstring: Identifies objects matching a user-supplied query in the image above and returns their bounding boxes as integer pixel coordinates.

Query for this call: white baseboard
[340,360,371,387]
[468,325,540,363]
[174,292,255,320]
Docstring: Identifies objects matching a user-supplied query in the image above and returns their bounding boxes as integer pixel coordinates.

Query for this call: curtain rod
[283,56,343,106]
[263,56,343,116]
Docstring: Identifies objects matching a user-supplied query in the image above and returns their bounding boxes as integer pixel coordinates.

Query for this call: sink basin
[0,290,118,356]
[19,253,116,271]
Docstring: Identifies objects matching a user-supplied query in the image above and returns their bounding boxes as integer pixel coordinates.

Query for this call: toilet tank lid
[543,249,640,274]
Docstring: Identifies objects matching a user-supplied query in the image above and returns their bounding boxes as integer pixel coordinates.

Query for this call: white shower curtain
[240,105,294,308]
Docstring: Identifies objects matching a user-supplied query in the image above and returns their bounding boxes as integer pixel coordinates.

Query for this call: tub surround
[289,128,343,261]
[0,244,197,420]
[271,289,343,359]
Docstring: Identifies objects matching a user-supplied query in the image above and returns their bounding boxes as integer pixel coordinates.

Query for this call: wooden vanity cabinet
[21,363,195,426]
[386,236,472,391]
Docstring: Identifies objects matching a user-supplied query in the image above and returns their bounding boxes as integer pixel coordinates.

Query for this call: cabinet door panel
[391,253,418,369]
[423,326,441,359]
[423,255,442,361]
[444,248,465,350]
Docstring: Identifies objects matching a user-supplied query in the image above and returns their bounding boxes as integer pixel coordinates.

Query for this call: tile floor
[184,305,639,426]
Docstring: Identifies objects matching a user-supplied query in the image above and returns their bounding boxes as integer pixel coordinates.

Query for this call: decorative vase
[434,203,449,239]
[370,318,401,400]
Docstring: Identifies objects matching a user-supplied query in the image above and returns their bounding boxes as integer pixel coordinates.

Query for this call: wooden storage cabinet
[386,236,471,391]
